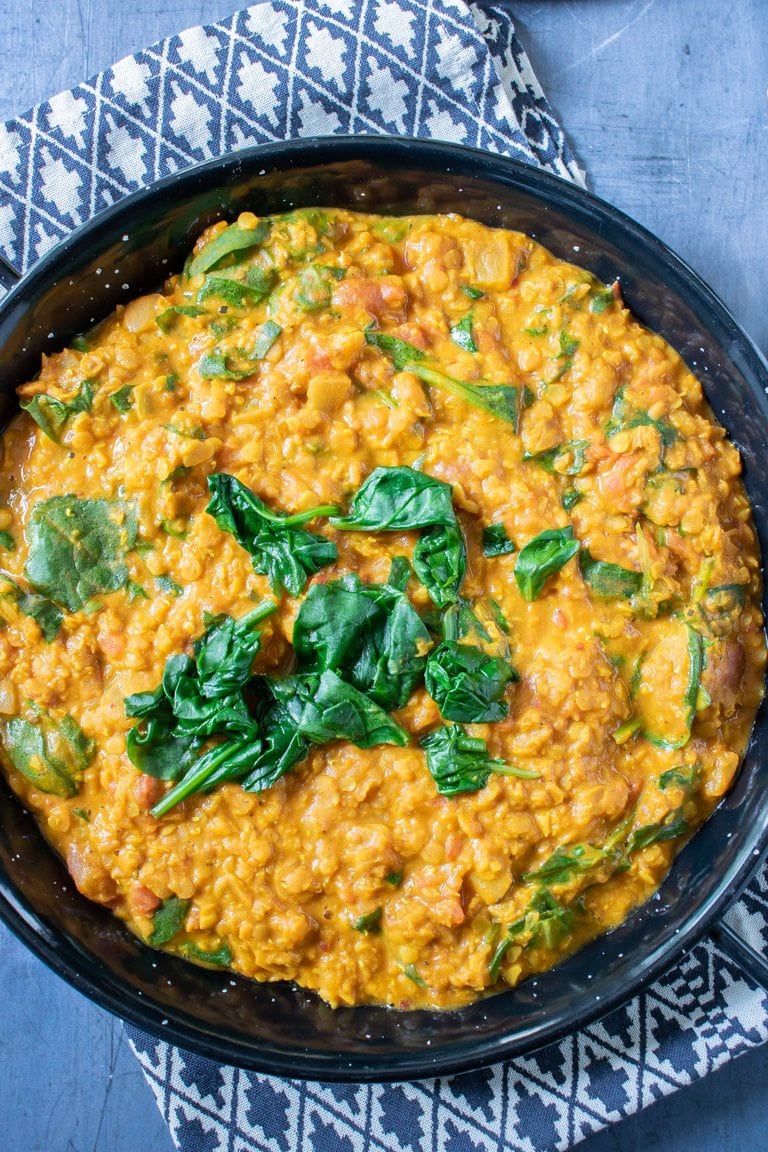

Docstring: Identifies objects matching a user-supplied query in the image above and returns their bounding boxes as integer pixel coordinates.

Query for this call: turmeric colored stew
[0,208,763,1008]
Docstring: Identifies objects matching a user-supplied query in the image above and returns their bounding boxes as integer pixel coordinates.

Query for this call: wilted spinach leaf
[450,315,477,353]
[514,526,579,601]
[194,602,276,698]
[292,571,430,711]
[269,669,409,749]
[522,440,588,475]
[330,466,455,532]
[182,941,233,966]
[1,711,94,797]
[188,221,270,278]
[521,844,609,885]
[413,522,466,608]
[482,523,516,558]
[421,723,538,797]
[1,577,63,641]
[364,331,522,427]
[25,496,138,612]
[207,472,337,597]
[126,605,275,783]
[424,640,516,723]
[20,378,95,443]
[155,304,206,332]
[579,550,642,600]
[149,896,190,945]
[197,267,274,306]
[626,812,688,853]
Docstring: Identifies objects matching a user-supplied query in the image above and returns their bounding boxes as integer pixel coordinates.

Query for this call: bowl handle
[0,254,20,292]
[709,848,768,991]
[710,919,768,991]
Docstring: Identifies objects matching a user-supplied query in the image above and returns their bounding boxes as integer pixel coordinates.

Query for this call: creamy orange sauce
[0,208,763,1009]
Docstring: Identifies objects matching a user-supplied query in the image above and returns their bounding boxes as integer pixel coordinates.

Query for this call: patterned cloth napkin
[1,2,766,1150]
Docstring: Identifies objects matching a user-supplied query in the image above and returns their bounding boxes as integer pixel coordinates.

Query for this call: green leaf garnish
[482,523,516,558]
[20,378,95,443]
[25,496,138,611]
[149,896,190,945]
[207,473,337,598]
[292,571,430,712]
[110,385,134,413]
[155,305,206,333]
[364,331,522,427]
[251,320,282,360]
[402,963,427,988]
[1,711,93,797]
[522,440,588,476]
[155,575,183,598]
[353,908,383,933]
[450,314,477,353]
[514,527,579,601]
[425,641,515,723]
[421,723,538,797]
[188,221,270,278]
[181,941,233,966]
[579,550,642,600]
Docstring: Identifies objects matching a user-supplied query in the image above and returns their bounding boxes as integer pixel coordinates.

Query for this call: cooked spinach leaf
[514,526,579,601]
[251,320,282,360]
[461,285,485,300]
[561,488,583,512]
[353,908,383,933]
[0,530,14,550]
[450,315,477,353]
[149,896,190,945]
[295,264,343,310]
[197,350,255,380]
[155,575,183,598]
[522,440,588,475]
[1,577,63,641]
[292,572,430,711]
[181,941,233,966]
[25,496,138,612]
[482,523,516,557]
[194,602,277,698]
[639,623,703,751]
[155,305,206,333]
[207,472,337,597]
[20,378,94,442]
[425,641,515,723]
[522,844,609,885]
[625,812,688,853]
[127,605,275,784]
[188,221,270,278]
[490,890,575,979]
[365,331,522,427]
[269,669,409,749]
[579,550,642,600]
[1,711,93,797]
[110,385,134,412]
[402,963,427,987]
[421,723,537,797]
[330,466,455,533]
[413,522,466,608]
[197,267,274,306]
[606,385,678,451]
[659,765,698,791]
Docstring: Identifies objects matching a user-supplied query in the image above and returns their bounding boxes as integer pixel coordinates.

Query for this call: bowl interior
[1,138,767,1080]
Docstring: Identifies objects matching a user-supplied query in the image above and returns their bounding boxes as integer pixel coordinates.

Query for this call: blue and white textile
[0,3,765,1150]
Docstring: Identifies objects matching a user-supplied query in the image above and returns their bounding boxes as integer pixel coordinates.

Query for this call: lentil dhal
[0,208,764,1010]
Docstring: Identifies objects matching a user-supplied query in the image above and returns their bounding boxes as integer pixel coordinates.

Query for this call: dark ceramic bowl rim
[0,135,766,1081]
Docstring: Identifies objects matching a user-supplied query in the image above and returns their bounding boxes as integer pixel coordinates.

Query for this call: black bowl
[1,137,766,1081]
